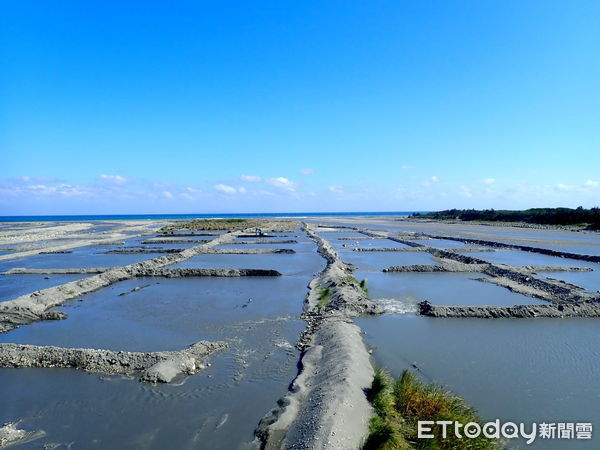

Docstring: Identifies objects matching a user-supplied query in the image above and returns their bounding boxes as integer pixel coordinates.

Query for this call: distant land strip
[412,207,600,230]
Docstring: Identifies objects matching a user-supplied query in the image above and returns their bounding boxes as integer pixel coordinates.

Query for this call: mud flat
[1,216,599,448]
[423,233,600,262]
[257,224,382,449]
[0,221,294,333]
[0,341,226,383]
[0,232,236,333]
[0,220,167,262]
[361,228,599,311]
[0,219,314,448]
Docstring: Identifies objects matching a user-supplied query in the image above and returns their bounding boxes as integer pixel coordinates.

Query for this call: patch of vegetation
[316,287,331,307]
[364,369,499,449]
[359,278,369,295]
[413,207,600,231]
[342,275,370,295]
[160,218,257,232]
[160,218,298,233]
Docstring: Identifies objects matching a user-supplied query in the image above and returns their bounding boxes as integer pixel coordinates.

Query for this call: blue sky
[1,1,599,214]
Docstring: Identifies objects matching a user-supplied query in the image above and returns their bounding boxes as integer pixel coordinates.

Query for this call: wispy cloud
[482,178,495,185]
[422,176,439,187]
[299,168,315,175]
[240,175,262,182]
[268,177,297,192]
[459,185,473,198]
[99,174,129,185]
[214,184,239,194]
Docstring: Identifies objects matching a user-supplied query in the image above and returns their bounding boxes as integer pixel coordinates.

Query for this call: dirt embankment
[137,268,282,277]
[256,224,381,449]
[141,238,211,244]
[353,247,423,252]
[0,341,226,383]
[200,248,295,254]
[104,248,183,254]
[384,263,591,274]
[232,239,298,245]
[419,299,600,318]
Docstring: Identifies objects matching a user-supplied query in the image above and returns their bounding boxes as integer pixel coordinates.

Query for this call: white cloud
[162,190,174,199]
[268,177,296,192]
[240,175,262,182]
[299,168,315,175]
[584,180,599,188]
[23,183,88,196]
[421,176,439,187]
[328,185,344,193]
[99,174,128,185]
[483,178,495,185]
[459,185,473,198]
[185,186,201,193]
[180,193,194,200]
[238,187,247,194]
[214,184,238,194]
[555,183,571,191]
[256,189,276,196]
[401,165,412,170]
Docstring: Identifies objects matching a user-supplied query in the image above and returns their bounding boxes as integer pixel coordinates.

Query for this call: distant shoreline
[0,211,424,222]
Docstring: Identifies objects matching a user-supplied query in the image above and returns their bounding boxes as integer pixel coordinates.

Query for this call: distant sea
[0,212,423,222]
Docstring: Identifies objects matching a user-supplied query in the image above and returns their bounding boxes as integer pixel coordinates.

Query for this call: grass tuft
[316,287,331,308]
[364,369,500,449]
[359,278,369,295]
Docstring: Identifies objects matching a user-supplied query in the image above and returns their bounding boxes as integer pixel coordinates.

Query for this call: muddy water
[0,245,169,272]
[476,249,598,269]
[356,271,547,308]
[310,218,600,256]
[0,275,311,448]
[0,227,321,448]
[171,233,324,277]
[357,314,600,448]
[409,238,470,249]
[338,249,437,272]
[0,273,86,302]
[539,270,600,294]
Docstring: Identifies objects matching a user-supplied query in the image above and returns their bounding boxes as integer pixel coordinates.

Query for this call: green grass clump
[316,287,331,307]
[364,369,411,449]
[341,275,369,295]
[364,369,499,450]
[359,278,369,295]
